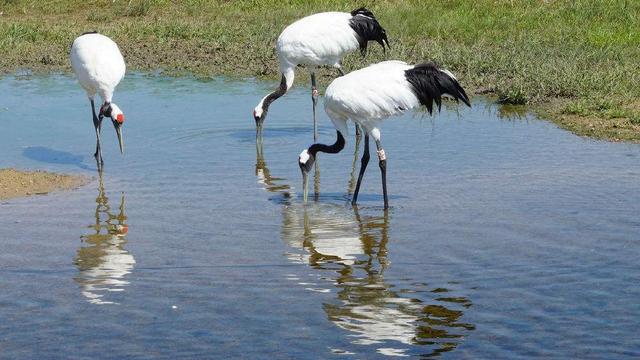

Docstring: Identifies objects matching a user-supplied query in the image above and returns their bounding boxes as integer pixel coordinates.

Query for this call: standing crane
[253,7,389,141]
[70,32,126,171]
[298,61,471,208]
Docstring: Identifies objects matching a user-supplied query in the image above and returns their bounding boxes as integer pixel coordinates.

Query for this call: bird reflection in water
[256,134,324,200]
[74,176,135,305]
[283,205,474,356]
[254,145,474,356]
[256,127,361,202]
[255,137,292,196]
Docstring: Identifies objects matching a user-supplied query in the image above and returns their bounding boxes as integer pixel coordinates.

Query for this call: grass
[0,0,639,141]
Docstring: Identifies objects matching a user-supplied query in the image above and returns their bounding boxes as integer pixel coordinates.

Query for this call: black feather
[404,62,471,115]
[350,7,376,18]
[349,7,390,57]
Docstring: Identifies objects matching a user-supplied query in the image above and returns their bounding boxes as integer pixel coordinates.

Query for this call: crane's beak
[115,124,124,155]
[302,171,309,203]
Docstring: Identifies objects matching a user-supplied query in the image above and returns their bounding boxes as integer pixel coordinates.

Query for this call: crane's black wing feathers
[404,62,471,115]
[349,7,390,57]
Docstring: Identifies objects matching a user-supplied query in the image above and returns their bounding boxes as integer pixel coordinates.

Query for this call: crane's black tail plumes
[349,7,390,56]
[404,62,471,115]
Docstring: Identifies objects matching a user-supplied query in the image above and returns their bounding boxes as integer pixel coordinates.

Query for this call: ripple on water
[0,75,639,358]
[276,200,475,357]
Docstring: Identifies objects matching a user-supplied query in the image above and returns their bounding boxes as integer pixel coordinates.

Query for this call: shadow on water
[23,146,92,170]
[254,140,474,357]
[73,176,135,305]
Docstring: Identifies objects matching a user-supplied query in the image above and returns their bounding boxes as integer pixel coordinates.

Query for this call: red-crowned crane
[298,61,471,208]
[253,7,389,140]
[70,32,126,171]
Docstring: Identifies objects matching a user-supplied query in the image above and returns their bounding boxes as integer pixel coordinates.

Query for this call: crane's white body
[255,11,363,116]
[300,60,469,207]
[70,33,125,102]
[277,12,360,76]
[324,61,423,140]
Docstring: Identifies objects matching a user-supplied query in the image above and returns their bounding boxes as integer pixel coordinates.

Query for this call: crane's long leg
[354,123,362,153]
[347,129,361,195]
[311,72,318,141]
[333,64,365,197]
[90,99,104,171]
[347,124,362,194]
[351,134,370,205]
[314,158,321,200]
[375,139,388,209]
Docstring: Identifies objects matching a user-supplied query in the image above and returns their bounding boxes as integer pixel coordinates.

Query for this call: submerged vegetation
[1,0,638,141]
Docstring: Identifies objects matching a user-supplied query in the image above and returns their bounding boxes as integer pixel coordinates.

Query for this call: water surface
[0,74,638,358]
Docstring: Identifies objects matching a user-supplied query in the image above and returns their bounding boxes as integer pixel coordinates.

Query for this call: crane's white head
[253,100,267,127]
[298,149,315,202]
[298,149,315,172]
[297,131,346,203]
[99,102,125,155]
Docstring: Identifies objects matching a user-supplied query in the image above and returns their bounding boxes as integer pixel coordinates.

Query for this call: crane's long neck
[259,68,294,113]
[308,130,346,157]
[300,130,346,203]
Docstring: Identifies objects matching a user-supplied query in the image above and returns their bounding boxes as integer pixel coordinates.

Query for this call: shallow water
[0,74,639,358]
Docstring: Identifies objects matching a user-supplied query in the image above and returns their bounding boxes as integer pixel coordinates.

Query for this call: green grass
[1,0,639,141]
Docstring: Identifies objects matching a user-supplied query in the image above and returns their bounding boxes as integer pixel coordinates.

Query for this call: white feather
[324,61,421,132]
[70,33,125,102]
[253,102,265,118]
[440,68,458,80]
[299,149,311,163]
[109,103,123,118]
[277,12,360,71]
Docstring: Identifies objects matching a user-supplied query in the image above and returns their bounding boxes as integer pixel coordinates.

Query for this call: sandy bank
[0,168,89,201]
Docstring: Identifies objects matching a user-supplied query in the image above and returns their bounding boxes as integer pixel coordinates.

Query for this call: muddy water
[0,74,639,358]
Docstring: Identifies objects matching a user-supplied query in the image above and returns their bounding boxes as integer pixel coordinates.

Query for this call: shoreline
[0,168,89,201]
[0,0,638,142]
[3,69,638,145]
